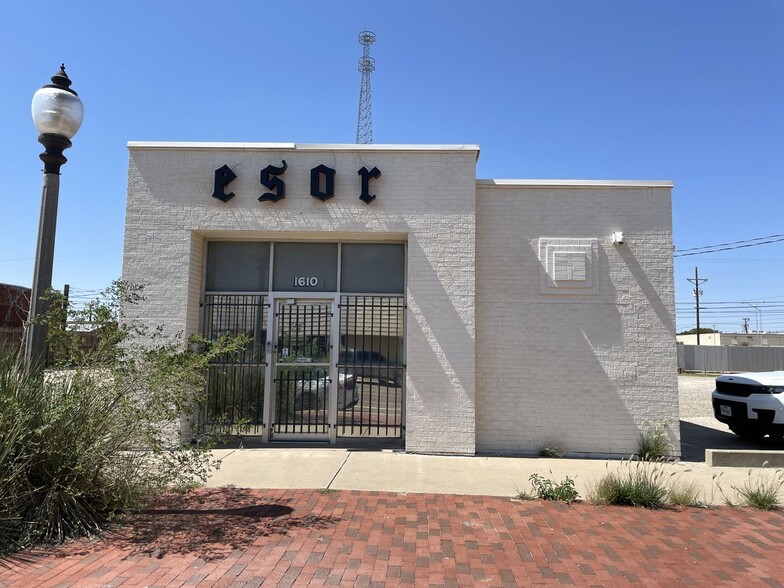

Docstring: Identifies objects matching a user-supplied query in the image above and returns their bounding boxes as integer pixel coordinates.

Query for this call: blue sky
[0,1,782,332]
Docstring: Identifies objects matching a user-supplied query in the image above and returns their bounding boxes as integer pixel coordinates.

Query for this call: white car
[294,372,358,411]
[712,371,784,440]
[338,349,403,386]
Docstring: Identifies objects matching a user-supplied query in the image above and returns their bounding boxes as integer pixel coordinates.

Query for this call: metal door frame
[263,293,339,443]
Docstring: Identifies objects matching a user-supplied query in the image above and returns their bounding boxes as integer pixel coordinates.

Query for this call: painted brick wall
[475,183,679,457]
[122,144,477,454]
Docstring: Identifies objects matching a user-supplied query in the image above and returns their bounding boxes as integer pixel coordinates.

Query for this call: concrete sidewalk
[205,448,783,504]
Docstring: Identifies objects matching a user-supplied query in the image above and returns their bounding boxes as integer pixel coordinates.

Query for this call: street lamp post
[744,303,763,347]
[24,65,83,370]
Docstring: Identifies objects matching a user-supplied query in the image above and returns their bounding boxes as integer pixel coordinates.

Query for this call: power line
[676,233,784,254]
[0,251,113,262]
[674,258,784,262]
[675,301,784,307]
[675,234,784,257]
[675,301,784,310]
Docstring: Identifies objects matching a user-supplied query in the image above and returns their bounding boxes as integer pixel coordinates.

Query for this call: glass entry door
[270,299,334,440]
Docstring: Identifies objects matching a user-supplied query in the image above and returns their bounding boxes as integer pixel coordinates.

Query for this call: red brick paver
[1,488,782,587]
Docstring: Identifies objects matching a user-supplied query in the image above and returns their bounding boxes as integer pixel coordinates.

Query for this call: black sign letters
[310,164,336,202]
[259,160,287,203]
[212,162,380,205]
[358,166,381,204]
[211,165,237,203]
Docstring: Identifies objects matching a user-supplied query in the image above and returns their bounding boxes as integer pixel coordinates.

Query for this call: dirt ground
[678,374,721,425]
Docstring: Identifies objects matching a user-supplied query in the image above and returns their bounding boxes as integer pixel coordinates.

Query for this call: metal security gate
[271,299,334,439]
[200,293,405,444]
[337,296,405,439]
[201,294,268,435]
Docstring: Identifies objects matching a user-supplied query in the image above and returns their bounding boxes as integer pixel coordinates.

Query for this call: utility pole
[687,267,708,345]
[742,318,749,334]
[62,283,70,330]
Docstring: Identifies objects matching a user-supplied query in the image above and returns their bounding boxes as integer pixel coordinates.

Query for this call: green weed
[666,481,702,507]
[726,468,784,510]
[513,487,535,501]
[528,472,579,503]
[636,422,671,461]
[588,460,669,508]
[539,445,565,458]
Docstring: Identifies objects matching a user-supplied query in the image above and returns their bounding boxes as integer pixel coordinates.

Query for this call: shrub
[636,422,671,461]
[588,461,669,508]
[528,473,579,503]
[0,282,247,554]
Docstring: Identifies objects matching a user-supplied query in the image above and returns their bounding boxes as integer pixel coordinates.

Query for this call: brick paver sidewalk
[1,488,783,587]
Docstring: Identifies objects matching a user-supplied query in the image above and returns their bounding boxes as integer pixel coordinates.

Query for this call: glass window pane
[273,242,338,292]
[205,242,270,292]
[341,243,405,294]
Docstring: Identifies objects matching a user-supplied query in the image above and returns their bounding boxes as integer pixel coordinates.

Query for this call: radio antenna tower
[356,30,376,144]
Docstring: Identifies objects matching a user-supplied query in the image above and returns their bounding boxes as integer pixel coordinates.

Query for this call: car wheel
[729,425,766,441]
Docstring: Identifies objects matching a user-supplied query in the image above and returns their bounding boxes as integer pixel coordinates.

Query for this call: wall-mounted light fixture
[612,232,625,245]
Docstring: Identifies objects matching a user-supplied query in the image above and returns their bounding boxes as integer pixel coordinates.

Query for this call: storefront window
[272,242,338,292]
[341,243,404,294]
[205,242,270,292]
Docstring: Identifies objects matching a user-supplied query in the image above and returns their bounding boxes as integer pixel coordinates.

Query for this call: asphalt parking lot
[679,374,784,461]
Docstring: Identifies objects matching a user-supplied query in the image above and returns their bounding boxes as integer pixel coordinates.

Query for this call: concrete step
[706,449,784,468]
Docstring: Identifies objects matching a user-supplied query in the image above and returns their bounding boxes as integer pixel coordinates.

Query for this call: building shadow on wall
[475,238,658,456]
[404,236,477,450]
[615,243,675,336]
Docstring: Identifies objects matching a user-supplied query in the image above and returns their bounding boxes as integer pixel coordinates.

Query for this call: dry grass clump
[588,460,701,508]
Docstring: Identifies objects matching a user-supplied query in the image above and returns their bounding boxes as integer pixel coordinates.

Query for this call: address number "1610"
[293,276,318,287]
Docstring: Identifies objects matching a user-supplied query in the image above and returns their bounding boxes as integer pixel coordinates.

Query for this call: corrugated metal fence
[0,327,23,354]
[678,345,784,373]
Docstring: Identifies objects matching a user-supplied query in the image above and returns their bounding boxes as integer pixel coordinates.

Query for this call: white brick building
[122,142,678,457]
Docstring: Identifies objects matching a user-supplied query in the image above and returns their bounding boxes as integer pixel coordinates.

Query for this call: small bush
[528,473,579,503]
[729,469,784,510]
[637,422,671,461]
[588,461,668,508]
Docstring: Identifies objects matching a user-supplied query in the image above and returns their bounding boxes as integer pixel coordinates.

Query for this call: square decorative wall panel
[538,238,599,295]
